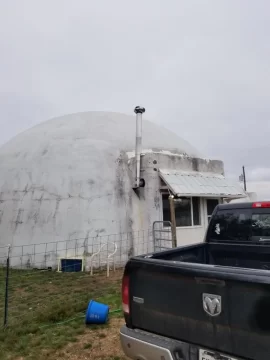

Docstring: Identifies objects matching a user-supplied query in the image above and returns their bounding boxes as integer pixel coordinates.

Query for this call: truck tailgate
[128,260,270,360]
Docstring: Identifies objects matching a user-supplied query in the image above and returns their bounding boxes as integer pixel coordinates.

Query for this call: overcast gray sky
[1,0,270,181]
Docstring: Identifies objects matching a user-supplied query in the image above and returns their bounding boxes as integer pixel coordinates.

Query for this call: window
[175,197,192,226]
[209,209,270,243]
[162,195,171,224]
[209,209,251,242]
[162,195,201,227]
[251,213,270,240]
[207,199,219,223]
[192,197,200,226]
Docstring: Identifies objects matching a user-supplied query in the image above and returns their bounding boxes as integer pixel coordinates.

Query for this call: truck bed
[150,242,270,271]
[126,243,270,360]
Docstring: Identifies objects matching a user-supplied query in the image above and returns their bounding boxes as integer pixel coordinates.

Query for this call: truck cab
[121,202,270,360]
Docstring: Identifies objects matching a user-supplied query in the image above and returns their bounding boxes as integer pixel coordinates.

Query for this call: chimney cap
[134,106,146,114]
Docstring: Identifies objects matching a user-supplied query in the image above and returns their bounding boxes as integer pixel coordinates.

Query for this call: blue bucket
[85,300,109,325]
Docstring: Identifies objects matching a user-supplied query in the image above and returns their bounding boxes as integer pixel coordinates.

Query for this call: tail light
[252,202,270,208]
[122,274,130,314]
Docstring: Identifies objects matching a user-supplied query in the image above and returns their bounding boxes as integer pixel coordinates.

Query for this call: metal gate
[153,221,172,252]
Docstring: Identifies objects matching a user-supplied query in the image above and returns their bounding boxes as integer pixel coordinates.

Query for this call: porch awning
[159,169,247,199]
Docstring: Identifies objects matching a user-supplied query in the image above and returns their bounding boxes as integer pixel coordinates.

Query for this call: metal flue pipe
[134,106,145,188]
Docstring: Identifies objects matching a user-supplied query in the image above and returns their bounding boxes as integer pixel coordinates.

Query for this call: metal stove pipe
[134,106,145,188]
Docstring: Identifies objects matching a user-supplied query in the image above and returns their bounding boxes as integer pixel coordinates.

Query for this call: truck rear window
[252,213,270,241]
[209,208,270,243]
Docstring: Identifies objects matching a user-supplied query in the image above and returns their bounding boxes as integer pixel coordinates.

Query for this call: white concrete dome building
[0,111,245,269]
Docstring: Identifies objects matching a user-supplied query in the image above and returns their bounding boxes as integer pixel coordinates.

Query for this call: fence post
[4,245,11,327]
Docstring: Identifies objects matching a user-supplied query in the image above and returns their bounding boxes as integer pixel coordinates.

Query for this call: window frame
[208,208,252,243]
[162,193,202,228]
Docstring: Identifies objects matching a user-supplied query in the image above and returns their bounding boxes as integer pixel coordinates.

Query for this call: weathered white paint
[127,149,191,159]
[228,191,258,203]
[0,111,227,268]
[176,227,206,246]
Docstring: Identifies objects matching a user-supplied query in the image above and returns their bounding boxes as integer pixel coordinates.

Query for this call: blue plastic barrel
[85,300,109,325]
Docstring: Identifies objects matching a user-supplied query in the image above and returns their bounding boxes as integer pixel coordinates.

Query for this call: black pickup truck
[120,202,270,360]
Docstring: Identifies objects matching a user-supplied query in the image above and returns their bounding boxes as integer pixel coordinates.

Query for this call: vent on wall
[58,257,84,272]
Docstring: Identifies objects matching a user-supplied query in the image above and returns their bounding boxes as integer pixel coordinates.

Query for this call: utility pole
[242,166,247,191]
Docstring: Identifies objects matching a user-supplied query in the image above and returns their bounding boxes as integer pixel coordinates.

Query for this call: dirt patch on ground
[52,318,128,360]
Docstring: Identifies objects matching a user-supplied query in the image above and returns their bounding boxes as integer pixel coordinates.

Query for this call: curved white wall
[0,111,209,268]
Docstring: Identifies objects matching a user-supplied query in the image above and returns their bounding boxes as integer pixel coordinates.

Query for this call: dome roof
[0,111,202,257]
[0,111,201,158]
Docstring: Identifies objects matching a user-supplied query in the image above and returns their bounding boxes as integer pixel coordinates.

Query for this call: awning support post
[169,195,177,248]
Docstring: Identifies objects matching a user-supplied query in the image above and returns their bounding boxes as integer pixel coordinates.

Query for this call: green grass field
[0,267,123,360]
